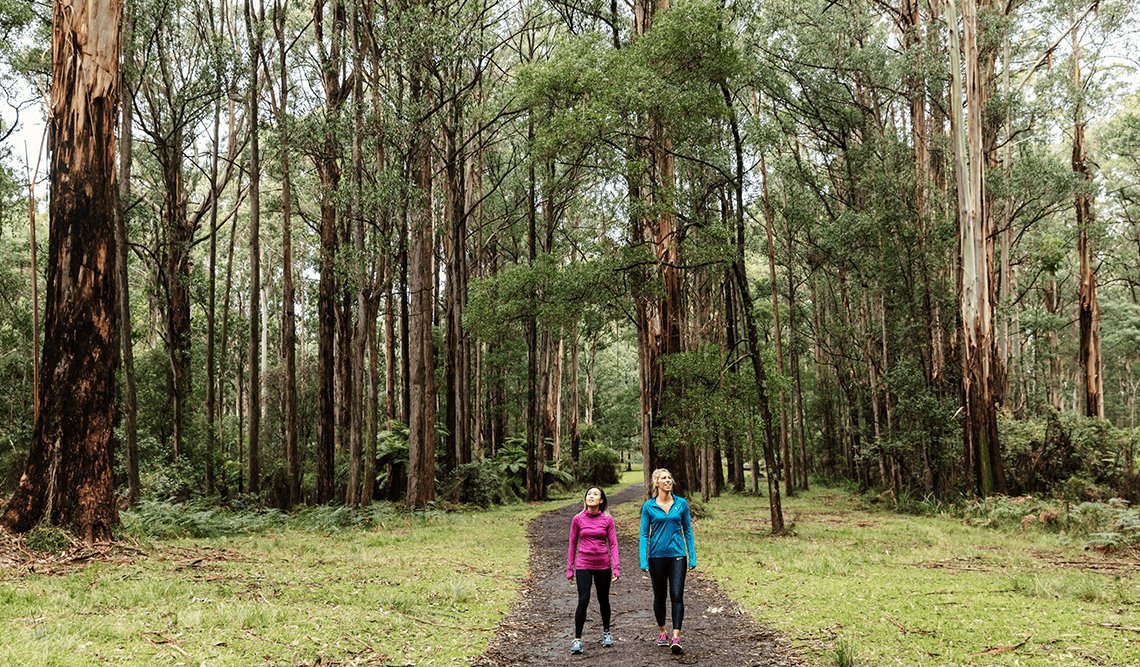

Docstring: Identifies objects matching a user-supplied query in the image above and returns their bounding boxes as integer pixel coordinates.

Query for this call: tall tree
[404,0,438,509]
[271,0,300,506]
[631,0,690,495]
[947,0,1006,495]
[3,0,123,541]
[244,0,264,495]
[311,0,350,503]
[117,0,140,504]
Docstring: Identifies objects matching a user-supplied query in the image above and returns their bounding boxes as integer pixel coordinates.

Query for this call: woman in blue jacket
[639,468,695,655]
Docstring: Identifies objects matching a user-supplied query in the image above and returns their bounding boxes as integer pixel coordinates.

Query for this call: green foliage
[375,420,410,495]
[658,343,759,463]
[830,639,861,667]
[123,499,287,539]
[23,520,71,554]
[957,494,1140,551]
[490,441,573,500]
[439,457,522,508]
[466,252,624,342]
[124,497,425,540]
[1000,411,1131,495]
[563,441,621,487]
[879,357,960,489]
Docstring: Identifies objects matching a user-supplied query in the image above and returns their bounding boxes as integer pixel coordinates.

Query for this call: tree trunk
[347,2,366,507]
[4,0,123,542]
[723,82,783,532]
[365,294,380,503]
[570,322,580,465]
[312,0,348,503]
[220,196,240,491]
[526,116,540,502]
[245,0,263,496]
[760,155,792,498]
[159,125,190,462]
[632,0,690,497]
[1072,36,1102,420]
[406,121,437,509]
[443,120,470,478]
[947,0,1005,495]
[274,0,299,507]
[385,280,397,424]
[117,5,140,504]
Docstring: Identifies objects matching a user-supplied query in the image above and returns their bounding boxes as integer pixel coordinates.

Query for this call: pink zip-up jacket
[566,510,620,579]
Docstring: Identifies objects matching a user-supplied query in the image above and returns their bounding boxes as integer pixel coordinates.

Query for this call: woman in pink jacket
[566,486,620,654]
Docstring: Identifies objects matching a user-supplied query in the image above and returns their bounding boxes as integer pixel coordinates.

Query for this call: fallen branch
[390,608,495,633]
[142,632,191,657]
[1092,622,1140,633]
[968,637,1029,657]
[883,615,935,635]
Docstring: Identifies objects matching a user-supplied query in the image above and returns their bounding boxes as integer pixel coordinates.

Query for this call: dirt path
[474,483,810,667]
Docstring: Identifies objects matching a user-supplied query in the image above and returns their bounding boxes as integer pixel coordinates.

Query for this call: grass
[695,484,1140,666]
[4,471,1138,666]
[0,493,577,666]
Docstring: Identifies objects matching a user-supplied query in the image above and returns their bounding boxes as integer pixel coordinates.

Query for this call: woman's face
[585,487,603,509]
[657,472,674,493]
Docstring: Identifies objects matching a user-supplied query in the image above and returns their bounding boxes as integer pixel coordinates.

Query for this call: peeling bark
[4,0,123,541]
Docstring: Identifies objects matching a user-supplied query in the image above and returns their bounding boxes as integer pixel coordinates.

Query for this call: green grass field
[695,484,1140,666]
[2,472,1138,666]
[0,496,572,666]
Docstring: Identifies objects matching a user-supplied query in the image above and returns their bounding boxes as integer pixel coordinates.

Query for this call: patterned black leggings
[647,556,687,630]
[574,568,613,637]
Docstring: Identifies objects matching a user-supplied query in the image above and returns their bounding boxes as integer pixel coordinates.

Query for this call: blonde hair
[648,468,673,499]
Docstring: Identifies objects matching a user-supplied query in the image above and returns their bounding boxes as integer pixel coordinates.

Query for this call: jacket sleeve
[567,515,579,579]
[606,515,620,578]
[639,502,651,570]
[682,500,696,568]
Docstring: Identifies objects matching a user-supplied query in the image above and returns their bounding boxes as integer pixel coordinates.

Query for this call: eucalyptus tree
[1058,0,1132,419]
[3,0,122,541]
[267,0,301,506]
[244,0,266,494]
[306,0,351,504]
[129,0,241,462]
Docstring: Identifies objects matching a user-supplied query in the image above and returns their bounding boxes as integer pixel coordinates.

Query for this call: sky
[1,76,48,203]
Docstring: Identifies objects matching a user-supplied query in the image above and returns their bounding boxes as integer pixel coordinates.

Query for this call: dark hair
[583,486,608,514]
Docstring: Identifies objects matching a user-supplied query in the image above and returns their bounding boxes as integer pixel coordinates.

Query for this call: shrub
[439,458,519,508]
[567,442,620,487]
[24,520,71,554]
[1000,411,1130,496]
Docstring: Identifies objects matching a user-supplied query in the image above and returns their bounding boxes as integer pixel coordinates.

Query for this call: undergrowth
[956,493,1140,552]
[122,498,446,540]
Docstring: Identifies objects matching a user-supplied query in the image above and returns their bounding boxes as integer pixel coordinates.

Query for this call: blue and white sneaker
[571,638,583,654]
[602,631,614,647]
[670,636,683,654]
[656,632,670,646]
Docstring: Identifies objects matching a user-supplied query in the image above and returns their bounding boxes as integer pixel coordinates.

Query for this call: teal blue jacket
[638,495,695,570]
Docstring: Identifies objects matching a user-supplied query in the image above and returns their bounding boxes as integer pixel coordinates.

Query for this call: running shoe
[670,637,683,654]
[602,631,614,647]
[656,632,670,646]
[571,638,582,654]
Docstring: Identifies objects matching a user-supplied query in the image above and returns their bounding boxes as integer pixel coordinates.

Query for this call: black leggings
[647,556,687,631]
[574,568,613,637]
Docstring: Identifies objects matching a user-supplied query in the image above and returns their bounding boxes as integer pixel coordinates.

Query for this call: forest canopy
[0,0,1139,527]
